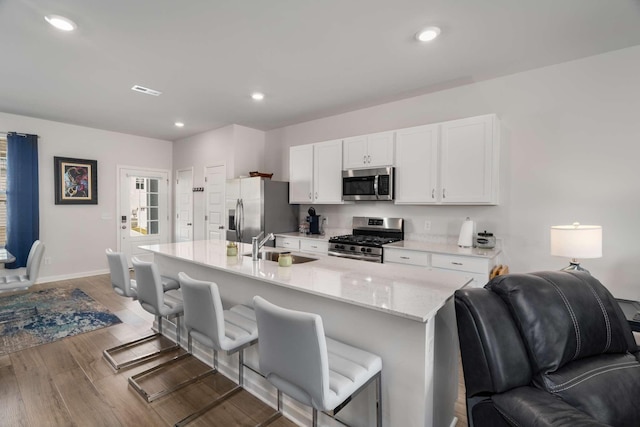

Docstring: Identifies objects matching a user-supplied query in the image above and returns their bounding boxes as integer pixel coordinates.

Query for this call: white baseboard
[37,268,109,284]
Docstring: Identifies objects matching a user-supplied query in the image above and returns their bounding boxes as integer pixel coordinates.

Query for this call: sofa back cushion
[488,271,636,374]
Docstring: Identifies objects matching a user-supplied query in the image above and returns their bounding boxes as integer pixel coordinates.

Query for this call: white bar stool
[253,296,382,427]
[127,257,186,402]
[174,272,260,427]
[103,249,181,371]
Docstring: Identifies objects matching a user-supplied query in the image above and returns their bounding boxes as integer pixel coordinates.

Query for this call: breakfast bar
[141,240,470,427]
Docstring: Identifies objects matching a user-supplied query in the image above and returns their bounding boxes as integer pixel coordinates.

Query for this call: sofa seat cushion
[540,353,640,426]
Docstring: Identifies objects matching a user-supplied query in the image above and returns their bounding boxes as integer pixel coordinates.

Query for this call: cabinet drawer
[384,249,429,267]
[431,254,489,274]
[300,239,328,254]
[277,237,300,250]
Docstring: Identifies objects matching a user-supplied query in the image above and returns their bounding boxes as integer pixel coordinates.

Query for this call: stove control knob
[367,248,372,253]
[350,246,355,251]
[361,247,366,252]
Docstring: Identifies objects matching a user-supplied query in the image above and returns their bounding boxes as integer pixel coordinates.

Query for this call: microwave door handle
[373,175,379,199]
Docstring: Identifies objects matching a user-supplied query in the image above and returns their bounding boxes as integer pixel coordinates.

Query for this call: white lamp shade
[550,223,602,259]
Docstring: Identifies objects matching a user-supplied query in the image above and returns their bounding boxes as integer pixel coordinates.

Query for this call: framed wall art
[54,156,98,205]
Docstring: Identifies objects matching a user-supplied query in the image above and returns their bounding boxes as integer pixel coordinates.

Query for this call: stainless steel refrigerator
[225,177,298,246]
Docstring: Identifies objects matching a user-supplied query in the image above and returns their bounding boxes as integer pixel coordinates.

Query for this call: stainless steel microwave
[342,166,394,201]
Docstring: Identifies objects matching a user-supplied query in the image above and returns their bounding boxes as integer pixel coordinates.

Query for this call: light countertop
[141,240,470,323]
[384,240,501,259]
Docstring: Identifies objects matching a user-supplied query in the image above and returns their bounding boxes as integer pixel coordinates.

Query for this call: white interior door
[118,167,170,263]
[205,164,226,240]
[175,168,193,243]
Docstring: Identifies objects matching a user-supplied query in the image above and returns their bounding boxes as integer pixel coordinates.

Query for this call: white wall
[264,45,640,300]
[0,111,173,282]
[173,124,266,240]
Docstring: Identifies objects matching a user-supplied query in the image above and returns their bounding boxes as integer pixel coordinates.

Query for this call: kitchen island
[141,240,470,427]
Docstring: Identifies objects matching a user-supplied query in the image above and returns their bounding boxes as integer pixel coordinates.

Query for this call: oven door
[342,167,394,201]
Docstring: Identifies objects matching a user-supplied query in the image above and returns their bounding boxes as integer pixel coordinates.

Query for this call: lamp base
[561,261,590,274]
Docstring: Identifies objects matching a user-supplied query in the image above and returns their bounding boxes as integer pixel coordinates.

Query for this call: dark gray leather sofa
[455,271,640,427]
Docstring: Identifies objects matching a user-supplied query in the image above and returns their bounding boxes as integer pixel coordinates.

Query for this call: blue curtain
[5,132,39,269]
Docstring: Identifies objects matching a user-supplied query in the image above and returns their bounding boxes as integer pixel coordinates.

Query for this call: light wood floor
[0,274,469,427]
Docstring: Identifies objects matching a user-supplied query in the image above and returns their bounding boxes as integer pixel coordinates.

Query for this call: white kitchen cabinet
[289,140,343,204]
[440,114,499,204]
[395,124,439,204]
[299,239,328,254]
[383,248,429,266]
[394,114,499,205]
[384,246,498,288]
[276,236,300,251]
[289,144,314,203]
[343,131,394,169]
[275,236,328,254]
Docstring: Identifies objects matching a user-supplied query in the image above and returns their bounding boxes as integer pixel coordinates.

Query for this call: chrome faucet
[252,231,275,261]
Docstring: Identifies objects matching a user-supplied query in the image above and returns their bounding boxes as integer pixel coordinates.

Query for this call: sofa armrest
[492,387,610,427]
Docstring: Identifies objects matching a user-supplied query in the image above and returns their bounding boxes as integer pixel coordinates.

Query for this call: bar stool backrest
[179,272,226,350]
[25,240,45,282]
[106,249,135,298]
[132,257,165,315]
[253,296,330,409]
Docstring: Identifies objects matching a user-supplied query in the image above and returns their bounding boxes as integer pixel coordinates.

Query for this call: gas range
[328,217,404,263]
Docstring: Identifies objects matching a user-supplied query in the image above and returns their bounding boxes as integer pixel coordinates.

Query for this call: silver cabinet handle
[311,245,317,249]
[187,223,192,226]
[443,188,446,199]
[452,262,463,266]
[218,225,224,229]
[315,192,318,199]
[431,189,435,199]
[367,155,371,163]
[309,192,312,200]
[363,155,367,164]
[400,256,410,260]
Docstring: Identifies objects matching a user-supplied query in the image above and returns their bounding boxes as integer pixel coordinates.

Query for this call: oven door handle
[373,175,379,199]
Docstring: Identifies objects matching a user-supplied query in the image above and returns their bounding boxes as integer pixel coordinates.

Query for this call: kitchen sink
[243,251,317,264]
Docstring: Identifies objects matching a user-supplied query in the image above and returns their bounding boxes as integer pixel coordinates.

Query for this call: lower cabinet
[276,236,300,251]
[384,248,497,287]
[276,236,328,255]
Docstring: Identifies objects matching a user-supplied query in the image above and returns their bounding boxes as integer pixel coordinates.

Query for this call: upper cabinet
[395,114,500,205]
[343,131,394,169]
[289,139,343,204]
[395,124,440,204]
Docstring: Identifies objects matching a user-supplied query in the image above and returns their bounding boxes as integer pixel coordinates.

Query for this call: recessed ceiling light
[416,26,441,42]
[44,15,77,32]
[174,122,185,128]
[251,92,265,101]
[131,85,162,96]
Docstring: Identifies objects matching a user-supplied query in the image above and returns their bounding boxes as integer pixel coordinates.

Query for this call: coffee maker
[307,207,321,235]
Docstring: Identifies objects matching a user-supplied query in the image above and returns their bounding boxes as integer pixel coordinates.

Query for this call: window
[0,137,6,245]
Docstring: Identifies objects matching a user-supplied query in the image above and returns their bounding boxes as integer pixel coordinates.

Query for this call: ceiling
[2,0,640,141]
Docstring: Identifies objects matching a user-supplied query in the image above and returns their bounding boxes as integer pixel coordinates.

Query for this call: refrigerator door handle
[239,198,244,242]
[235,198,241,242]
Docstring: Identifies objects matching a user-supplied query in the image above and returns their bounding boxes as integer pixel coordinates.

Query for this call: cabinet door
[314,140,343,203]
[289,145,314,203]
[366,132,395,167]
[440,115,497,204]
[276,236,300,250]
[395,124,439,204]
[343,136,368,169]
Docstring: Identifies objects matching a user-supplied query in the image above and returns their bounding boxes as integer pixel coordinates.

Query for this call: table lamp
[550,222,602,273]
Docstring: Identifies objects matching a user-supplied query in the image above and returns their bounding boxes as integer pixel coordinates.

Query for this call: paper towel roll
[458,217,476,248]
